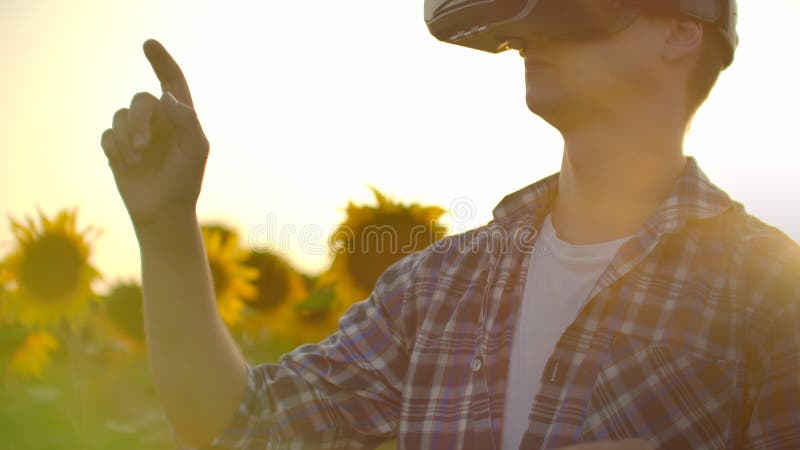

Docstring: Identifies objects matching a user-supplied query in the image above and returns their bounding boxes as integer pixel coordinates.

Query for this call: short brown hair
[640,11,728,122]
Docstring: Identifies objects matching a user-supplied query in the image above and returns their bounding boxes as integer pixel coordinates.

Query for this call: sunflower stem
[62,318,89,447]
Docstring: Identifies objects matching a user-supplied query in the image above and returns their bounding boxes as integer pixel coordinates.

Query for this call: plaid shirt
[187,157,800,450]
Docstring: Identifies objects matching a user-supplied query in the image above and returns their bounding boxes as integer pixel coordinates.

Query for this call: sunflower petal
[10,331,60,379]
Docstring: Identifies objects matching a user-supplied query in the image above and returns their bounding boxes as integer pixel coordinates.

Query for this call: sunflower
[0,259,10,289]
[102,281,145,341]
[287,284,343,344]
[201,224,258,327]
[9,331,60,379]
[319,187,447,315]
[2,208,102,330]
[85,280,148,366]
[237,250,309,342]
[92,280,146,354]
[0,260,10,324]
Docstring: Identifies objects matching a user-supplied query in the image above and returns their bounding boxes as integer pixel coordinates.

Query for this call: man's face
[521,15,666,129]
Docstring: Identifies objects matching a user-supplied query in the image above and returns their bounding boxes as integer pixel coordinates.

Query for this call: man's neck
[550,118,687,245]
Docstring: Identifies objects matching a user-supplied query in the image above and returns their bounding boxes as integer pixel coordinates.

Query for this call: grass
[1,325,173,450]
[0,325,396,449]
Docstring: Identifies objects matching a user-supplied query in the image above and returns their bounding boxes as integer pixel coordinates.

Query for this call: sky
[1,0,799,286]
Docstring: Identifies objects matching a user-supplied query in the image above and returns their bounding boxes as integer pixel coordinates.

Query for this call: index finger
[143,39,194,107]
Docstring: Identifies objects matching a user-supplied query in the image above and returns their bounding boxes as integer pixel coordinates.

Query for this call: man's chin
[525,95,576,131]
[526,94,557,120]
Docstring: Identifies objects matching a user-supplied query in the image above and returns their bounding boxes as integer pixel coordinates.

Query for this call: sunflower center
[105,284,145,339]
[18,233,84,302]
[347,213,440,293]
[246,253,289,311]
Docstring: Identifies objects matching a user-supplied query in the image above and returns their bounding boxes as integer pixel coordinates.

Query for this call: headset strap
[623,0,730,28]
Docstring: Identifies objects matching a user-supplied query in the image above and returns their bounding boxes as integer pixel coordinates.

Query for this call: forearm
[135,210,248,447]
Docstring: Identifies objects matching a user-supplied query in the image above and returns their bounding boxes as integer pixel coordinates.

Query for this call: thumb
[161,91,201,131]
[160,91,208,152]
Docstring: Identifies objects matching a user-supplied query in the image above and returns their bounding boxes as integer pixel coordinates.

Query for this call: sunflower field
[0,189,447,449]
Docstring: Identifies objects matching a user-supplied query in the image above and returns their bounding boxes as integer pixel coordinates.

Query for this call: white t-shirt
[501,214,632,450]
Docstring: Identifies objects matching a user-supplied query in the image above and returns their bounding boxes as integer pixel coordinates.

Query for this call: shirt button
[471,357,483,372]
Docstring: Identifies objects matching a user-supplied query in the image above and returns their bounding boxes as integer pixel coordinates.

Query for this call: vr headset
[425,0,738,68]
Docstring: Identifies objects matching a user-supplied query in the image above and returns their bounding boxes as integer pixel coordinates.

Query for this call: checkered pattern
[178,157,800,450]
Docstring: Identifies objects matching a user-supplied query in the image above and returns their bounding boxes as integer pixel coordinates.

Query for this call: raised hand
[101,39,210,228]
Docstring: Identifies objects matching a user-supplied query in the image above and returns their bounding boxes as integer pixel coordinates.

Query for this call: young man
[100,1,799,449]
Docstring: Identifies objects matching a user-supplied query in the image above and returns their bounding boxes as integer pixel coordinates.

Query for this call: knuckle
[130,91,157,109]
[102,143,115,159]
[101,135,118,161]
[132,91,154,101]
[100,129,115,148]
[113,108,129,126]
[128,93,158,134]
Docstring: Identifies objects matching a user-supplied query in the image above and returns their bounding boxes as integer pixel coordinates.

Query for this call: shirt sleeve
[742,294,800,449]
[173,249,426,449]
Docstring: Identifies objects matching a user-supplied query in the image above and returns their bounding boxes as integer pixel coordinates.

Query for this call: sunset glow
[1,0,798,285]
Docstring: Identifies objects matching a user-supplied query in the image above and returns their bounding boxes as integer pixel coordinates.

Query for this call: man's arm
[136,212,248,448]
[100,39,249,447]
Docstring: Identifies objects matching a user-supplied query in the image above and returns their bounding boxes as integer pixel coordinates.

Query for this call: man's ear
[663,18,704,63]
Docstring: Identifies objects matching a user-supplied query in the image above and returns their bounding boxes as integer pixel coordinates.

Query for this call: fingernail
[133,133,148,150]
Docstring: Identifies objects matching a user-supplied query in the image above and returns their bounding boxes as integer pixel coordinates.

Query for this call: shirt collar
[491,156,739,234]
